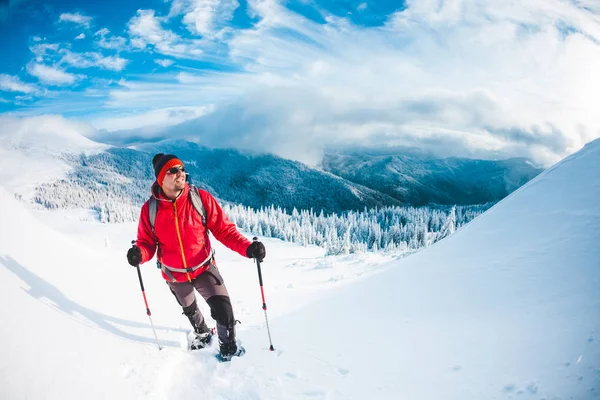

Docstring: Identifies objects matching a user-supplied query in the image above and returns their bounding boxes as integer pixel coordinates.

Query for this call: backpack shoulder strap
[148,186,206,233]
[148,196,158,235]
[188,184,207,227]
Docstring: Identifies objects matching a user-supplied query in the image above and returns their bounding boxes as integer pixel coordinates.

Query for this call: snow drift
[268,138,600,399]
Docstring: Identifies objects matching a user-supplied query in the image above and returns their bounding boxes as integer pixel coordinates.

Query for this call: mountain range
[321,147,543,206]
[137,141,543,211]
[28,139,543,216]
[135,141,404,213]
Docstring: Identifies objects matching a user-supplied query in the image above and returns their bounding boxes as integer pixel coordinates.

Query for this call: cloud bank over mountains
[1,0,599,166]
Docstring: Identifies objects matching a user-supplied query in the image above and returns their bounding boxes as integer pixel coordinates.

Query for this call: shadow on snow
[0,255,182,348]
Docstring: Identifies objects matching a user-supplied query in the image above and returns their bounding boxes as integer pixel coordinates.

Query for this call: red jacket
[136,183,252,282]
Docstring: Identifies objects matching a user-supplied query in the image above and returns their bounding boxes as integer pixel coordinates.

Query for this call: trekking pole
[131,240,162,351]
[253,237,275,351]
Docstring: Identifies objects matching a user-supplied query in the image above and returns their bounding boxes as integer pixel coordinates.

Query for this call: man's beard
[175,180,186,190]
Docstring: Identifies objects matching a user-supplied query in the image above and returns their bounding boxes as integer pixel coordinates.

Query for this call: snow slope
[0,115,107,199]
[1,139,599,399]
[264,139,600,399]
[0,187,394,399]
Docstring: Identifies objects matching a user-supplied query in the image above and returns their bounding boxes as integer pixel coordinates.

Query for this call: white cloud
[60,51,129,71]
[27,63,78,86]
[59,12,93,28]
[107,0,600,166]
[127,9,204,59]
[155,59,175,67]
[32,36,42,42]
[130,37,146,49]
[357,3,367,11]
[169,0,239,38]
[99,35,128,50]
[14,94,35,105]
[94,55,128,71]
[88,105,212,132]
[94,28,128,50]
[0,74,39,94]
[19,0,600,167]
[75,33,85,40]
[129,10,179,45]
[94,28,110,36]
[30,42,61,58]
[26,40,128,79]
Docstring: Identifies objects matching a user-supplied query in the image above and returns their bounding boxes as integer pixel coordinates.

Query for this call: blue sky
[0,0,599,166]
[0,0,404,115]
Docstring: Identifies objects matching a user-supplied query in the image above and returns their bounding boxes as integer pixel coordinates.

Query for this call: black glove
[246,241,266,261]
[127,246,142,266]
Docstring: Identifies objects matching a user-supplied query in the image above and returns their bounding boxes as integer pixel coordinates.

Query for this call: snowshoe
[189,327,215,350]
[216,341,246,362]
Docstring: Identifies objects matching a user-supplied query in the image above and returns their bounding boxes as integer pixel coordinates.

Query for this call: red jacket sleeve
[136,201,158,264]
[200,190,252,258]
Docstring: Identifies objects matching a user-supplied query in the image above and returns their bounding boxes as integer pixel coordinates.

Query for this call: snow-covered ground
[1,138,599,399]
[0,116,107,200]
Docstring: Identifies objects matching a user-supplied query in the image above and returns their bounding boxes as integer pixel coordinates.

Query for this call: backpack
[148,184,207,235]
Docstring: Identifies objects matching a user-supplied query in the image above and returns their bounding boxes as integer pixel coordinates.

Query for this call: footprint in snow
[502,384,516,393]
[526,382,538,394]
[314,262,333,270]
[285,371,301,379]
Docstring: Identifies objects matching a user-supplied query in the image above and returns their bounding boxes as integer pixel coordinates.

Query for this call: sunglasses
[166,166,186,174]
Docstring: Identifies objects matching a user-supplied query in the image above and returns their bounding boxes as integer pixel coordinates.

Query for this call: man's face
[162,165,186,192]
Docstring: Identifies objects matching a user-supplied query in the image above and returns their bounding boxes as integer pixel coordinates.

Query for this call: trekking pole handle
[253,237,265,288]
[131,240,147,294]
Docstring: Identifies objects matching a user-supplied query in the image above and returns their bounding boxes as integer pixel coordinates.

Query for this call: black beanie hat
[152,153,182,184]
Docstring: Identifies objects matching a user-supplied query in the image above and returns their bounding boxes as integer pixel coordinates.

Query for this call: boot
[219,341,244,360]
[183,301,212,350]
[190,319,213,350]
[218,321,245,361]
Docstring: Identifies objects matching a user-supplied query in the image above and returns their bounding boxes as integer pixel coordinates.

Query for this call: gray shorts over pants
[167,260,236,344]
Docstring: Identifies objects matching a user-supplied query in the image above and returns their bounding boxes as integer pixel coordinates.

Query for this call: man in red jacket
[127,153,266,360]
